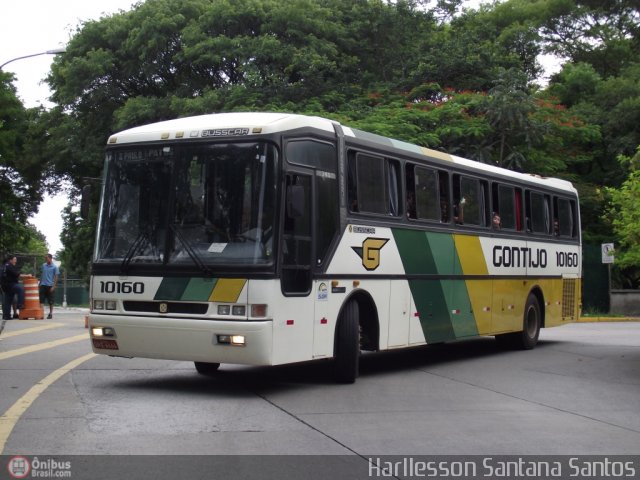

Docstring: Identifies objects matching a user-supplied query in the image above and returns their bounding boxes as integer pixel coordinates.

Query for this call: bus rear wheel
[495,294,541,350]
[194,361,221,375]
[333,300,360,384]
[519,294,541,349]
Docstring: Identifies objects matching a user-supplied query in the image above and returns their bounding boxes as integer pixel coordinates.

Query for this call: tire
[333,300,360,384]
[194,361,221,375]
[518,293,541,350]
[495,293,541,350]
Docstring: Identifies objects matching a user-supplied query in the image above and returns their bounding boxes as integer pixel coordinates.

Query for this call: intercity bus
[88,112,581,383]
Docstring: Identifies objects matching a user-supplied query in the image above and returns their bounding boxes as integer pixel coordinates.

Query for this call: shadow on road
[99,337,565,395]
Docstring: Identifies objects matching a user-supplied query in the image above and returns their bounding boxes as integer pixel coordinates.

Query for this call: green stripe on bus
[447,281,479,337]
[393,230,456,343]
[154,277,190,301]
[182,278,218,301]
[427,232,455,274]
[410,280,455,343]
[428,232,478,339]
[393,229,439,275]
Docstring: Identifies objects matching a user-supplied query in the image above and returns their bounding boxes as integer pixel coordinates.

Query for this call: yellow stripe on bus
[453,235,488,275]
[209,279,247,303]
[420,147,453,162]
[453,235,492,334]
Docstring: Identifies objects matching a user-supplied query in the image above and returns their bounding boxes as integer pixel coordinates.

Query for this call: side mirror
[286,185,305,219]
[80,185,91,219]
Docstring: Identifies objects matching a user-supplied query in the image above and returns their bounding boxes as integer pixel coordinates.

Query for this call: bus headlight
[92,327,116,337]
[93,300,105,310]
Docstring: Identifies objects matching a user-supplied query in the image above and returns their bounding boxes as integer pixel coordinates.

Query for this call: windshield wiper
[170,224,212,276]
[120,231,149,274]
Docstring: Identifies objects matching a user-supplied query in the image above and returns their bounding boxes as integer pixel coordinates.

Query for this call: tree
[13,224,48,256]
[547,61,640,187]
[541,0,640,78]
[35,0,638,268]
[0,72,45,256]
[481,68,543,169]
[605,147,640,273]
[58,206,95,281]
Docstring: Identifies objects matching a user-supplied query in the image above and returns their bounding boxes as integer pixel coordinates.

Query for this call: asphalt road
[0,309,639,478]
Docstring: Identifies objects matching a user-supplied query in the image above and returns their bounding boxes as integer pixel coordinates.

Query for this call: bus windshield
[95,142,277,269]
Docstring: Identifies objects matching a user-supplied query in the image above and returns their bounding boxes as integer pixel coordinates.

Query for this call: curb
[577,316,640,323]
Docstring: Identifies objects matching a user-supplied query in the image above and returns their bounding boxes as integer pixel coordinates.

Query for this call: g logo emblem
[159,303,168,314]
[352,238,389,271]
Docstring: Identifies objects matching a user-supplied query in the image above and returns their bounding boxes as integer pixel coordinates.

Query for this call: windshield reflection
[96,142,277,270]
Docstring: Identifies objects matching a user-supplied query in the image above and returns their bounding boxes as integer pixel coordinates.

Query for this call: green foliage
[0,73,46,255]
[546,62,601,107]
[58,205,95,281]
[548,60,640,187]
[2,0,630,271]
[603,146,640,288]
[13,224,49,256]
[605,148,640,269]
[541,0,640,77]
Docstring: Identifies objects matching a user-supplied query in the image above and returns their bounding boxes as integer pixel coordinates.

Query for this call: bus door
[281,170,333,358]
[281,172,313,296]
[282,139,340,359]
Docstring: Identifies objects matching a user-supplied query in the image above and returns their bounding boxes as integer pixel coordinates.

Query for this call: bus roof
[108,112,576,194]
[108,112,337,143]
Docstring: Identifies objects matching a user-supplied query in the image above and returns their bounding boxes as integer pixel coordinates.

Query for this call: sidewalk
[578,316,640,322]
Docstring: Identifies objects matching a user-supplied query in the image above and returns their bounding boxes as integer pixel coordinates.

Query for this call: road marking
[0,322,63,339]
[0,352,96,453]
[0,333,88,361]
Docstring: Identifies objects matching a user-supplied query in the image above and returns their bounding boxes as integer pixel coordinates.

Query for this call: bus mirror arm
[286,185,305,219]
[80,185,91,219]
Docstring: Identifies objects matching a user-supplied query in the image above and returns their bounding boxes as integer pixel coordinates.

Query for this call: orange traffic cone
[19,276,44,320]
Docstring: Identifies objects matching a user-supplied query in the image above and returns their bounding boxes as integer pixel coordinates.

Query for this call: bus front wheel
[333,300,360,384]
[194,361,221,375]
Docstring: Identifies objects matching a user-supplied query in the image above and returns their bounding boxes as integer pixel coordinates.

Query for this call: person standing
[39,254,60,319]
[1,255,25,320]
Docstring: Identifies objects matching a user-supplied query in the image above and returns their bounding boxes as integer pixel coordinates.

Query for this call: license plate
[92,339,119,350]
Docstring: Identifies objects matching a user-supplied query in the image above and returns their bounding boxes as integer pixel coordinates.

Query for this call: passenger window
[492,184,523,231]
[526,191,551,235]
[554,197,575,238]
[358,154,386,213]
[453,175,488,227]
[286,140,336,171]
[407,165,450,222]
[347,152,400,216]
[406,165,439,221]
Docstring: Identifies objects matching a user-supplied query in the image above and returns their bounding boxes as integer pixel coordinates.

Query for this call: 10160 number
[99,281,144,294]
